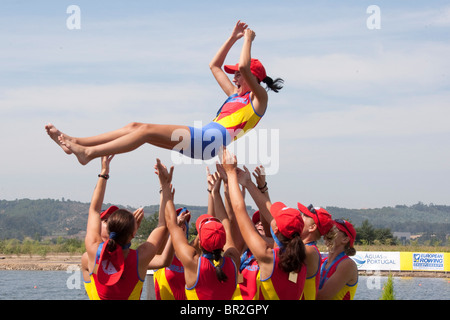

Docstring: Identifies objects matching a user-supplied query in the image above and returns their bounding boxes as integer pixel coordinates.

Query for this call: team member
[297,203,333,300]
[317,219,358,300]
[84,158,168,300]
[81,205,118,299]
[153,208,191,300]
[232,211,264,300]
[222,147,307,300]
[158,160,240,300]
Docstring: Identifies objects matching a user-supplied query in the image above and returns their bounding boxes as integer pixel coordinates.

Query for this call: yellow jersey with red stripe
[154,255,186,300]
[83,278,97,300]
[319,252,358,300]
[258,247,307,300]
[301,242,321,300]
[213,91,263,141]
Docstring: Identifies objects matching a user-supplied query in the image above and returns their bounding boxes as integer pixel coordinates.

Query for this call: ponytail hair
[262,76,284,93]
[213,249,228,282]
[202,247,228,283]
[106,209,135,252]
[277,232,306,273]
[345,244,356,257]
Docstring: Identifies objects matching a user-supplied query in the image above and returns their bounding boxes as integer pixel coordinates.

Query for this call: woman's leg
[45,122,147,154]
[59,123,191,165]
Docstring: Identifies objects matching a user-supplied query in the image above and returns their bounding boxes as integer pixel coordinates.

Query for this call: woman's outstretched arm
[85,155,114,269]
[210,20,248,96]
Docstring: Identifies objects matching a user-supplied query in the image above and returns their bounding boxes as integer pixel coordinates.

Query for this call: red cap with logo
[100,205,119,220]
[196,214,226,252]
[224,58,267,83]
[334,219,356,247]
[270,202,304,239]
[297,203,333,235]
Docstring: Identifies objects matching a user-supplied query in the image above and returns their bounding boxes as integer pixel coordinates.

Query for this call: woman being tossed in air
[45,20,283,163]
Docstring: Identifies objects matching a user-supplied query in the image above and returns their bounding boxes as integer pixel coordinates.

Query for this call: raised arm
[207,168,241,266]
[210,20,248,96]
[85,155,114,263]
[238,28,269,116]
[236,165,273,229]
[157,160,198,286]
[136,159,170,278]
[221,148,273,267]
[251,165,272,237]
[216,162,246,254]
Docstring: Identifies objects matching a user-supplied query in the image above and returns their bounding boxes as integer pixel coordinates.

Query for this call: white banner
[350,251,401,271]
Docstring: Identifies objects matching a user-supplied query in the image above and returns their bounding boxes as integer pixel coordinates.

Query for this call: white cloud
[275,42,450,97]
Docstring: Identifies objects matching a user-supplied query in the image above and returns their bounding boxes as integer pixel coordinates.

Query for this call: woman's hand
[244,28,256,42]
[231,20,248,40]
[176,208,190,228]
[154,158,174,190]
[220,147,237,173]
[100,155,114,175]
[236,165,252,188]
[252,165,266,189]
[133,207,144,231]
[207,170,222,195]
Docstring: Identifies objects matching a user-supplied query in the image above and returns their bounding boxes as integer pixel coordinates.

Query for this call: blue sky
[0,1,449,210]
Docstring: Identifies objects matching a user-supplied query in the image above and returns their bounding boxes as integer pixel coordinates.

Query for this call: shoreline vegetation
[1,245,448,277]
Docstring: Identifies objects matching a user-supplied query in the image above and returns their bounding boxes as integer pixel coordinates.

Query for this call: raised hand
[100,155,114,175]
[252,165,266,189]
[231,20,249,40]
[236,165,252,188]
[154,158,174,189]
[244,28,256,42]
[220,146,237,173]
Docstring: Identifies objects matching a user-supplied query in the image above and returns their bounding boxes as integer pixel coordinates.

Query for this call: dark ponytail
[262,76,284,93]
[277,233,306,274]
[213,249,228,282]
[106,209,135,252]
[202,248,228,283]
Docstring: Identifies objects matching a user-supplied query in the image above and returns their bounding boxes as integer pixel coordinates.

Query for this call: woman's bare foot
[45,123,72,154]
[58,135,91,165]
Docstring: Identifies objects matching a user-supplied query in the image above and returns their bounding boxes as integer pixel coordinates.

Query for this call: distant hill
[0,199,448,240]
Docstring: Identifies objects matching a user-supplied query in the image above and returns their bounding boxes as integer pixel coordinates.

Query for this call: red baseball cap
[297,203,333,235]
[224,58,267,83]
[100,205,119,220]
[334,219,356,247]
[270,202,304,239]
[252,210,260,225]
[196,214,226,252]
[96,241,125,286]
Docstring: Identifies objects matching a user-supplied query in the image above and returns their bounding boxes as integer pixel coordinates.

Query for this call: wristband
[98,174,109,180]
[257,182,267,190]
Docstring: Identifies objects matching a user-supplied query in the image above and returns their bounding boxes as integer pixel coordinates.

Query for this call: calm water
[0,270,448,300]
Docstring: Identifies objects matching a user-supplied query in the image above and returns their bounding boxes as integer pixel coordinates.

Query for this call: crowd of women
[81,147,358,300]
